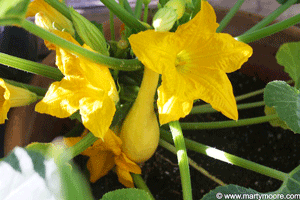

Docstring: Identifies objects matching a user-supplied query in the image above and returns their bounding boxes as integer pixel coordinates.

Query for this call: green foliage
[264,81,300,133]
[276,42,300,88]
[203,165,300,200]
[0,0,29,23]
[70,7,109,56]
[101,188,153,200]
[276,0,300,4]
[264,105,290,130]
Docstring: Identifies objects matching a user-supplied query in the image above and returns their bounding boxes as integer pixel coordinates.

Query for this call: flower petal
[115,153,141,174]
[35,77,87,118]
[116,166,134,188]
[86,152,115,183]
[0,80,10,124]
[79,95,116,139]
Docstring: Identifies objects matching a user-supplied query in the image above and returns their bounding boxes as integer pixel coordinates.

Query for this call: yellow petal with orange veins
[116,166,135,188]
[115,153,142,174]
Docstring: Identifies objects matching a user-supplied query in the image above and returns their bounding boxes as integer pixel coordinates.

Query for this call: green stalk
[100,0,147,32]
[191,0,201,18]
[20,20,143,71]
[159,139,226,186]
[143,4,149,23]
[216,0,245,33]
[191,101,265,115]
[180,114,278,130]
[63,132,98,160]
[131,173,155,200]
[3,78,47,97]
[123,0,136,16]
[235,88,265,101]
[44,0,72,20]
[134,0,143,19]
[236,13,300,44]
[0,52,63,81]
[243,0,298,34]
[109,11,116,41]
[160,129,288,181]
[169,121,192,200]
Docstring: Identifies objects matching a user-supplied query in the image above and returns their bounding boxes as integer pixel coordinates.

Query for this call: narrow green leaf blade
[101,188,153,200]
[264,81,300,133]
[276,42,300,88]
[0,0,30,21]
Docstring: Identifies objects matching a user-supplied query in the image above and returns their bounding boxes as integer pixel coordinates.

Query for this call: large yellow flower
[35,30,119,138]
[64,129,141,187]
[0,79,38,124]
[128,0,253,125]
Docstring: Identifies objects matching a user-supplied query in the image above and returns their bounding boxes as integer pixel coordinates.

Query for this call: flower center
[175,50,190,74]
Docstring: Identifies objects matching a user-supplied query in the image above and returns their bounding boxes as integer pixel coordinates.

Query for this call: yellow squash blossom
[26,0,75,36]
[0,79,38,124]
[64,129,141,188]
[129,0,253,125]
[35,30,119,138]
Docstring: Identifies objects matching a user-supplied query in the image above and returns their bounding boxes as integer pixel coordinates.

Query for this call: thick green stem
[191,101,265,114]
[216,0,245,33]
[100,0,147,32]
[159,139,226,186]
[244,0,298,34]
[3,78,47,97]
[131,174,155,200]
[44,0,72,20]
[160,129,288,182]
[20,20,143,71]
[169,121,192,200]
[134,0,143,19]
[236,13,300,44]
[63,132,98,160]
[180,114,278,130]
[143,4,149,23]
[0,52,63,81]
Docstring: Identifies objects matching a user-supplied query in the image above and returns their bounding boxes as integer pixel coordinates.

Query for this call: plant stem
[160,129,288,181]
[169,121,192,200]
[0,52,63,81]
[236,13,300,44]
[63,132,98,160]
[143,4,149,23]
[180,114,278,130]
[243,0,298,34]
[100,0,147,32]
[109,11,116,41]
[134,0,143,19]
[216,0,245,33]
[191,101,265,114]
[20,20,143,71]
[131,173,155,200]
[159,139,226,186]
[44,0,72,20]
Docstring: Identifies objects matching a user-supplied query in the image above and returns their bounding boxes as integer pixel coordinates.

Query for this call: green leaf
[264,105,290,130]
[264,81,300,133]
[0,0,30,23]
[101,188,153,200]
[276,42,300,89]
[203,165,300,200]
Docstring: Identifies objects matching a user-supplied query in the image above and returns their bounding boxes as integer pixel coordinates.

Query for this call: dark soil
[83,70,300,200]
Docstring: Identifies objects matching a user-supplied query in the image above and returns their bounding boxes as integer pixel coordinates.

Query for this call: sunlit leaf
[101,188,153,200]
[264,81,300,134]
[203,165,300,200]
[0,0,29,23]
[276,42,300,89]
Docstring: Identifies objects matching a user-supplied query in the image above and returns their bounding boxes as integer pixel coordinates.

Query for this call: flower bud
[0,79,38,123]
[70,8,109,56]
[120,67,160,163]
